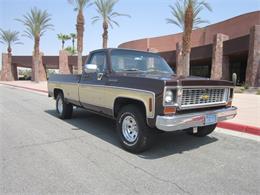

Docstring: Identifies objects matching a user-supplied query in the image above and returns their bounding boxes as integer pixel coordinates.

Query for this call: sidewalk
[0,81,259,135]
[0,81,48,94]
[218,93,260,136]
[230,93,260,127]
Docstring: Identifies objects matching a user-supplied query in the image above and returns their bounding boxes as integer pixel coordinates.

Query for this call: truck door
[79,51,111,115]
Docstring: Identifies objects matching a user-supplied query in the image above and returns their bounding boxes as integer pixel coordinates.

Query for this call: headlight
[164,89,176,105]
[165,90,174,103]
[164,89,177,106]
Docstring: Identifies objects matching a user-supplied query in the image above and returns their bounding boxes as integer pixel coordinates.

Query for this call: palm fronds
[91,0,130,28]
[166,0,212,30]
[68,0,92,11]
[16,7,53,39]
[0,29,22,51]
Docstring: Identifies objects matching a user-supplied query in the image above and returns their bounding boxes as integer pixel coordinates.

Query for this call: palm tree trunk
[181,2,193,77]
[182,52,190,76]
[34,34,40,82]
[7,46,14,81]
[62,40,65,50]
[72,39,75,53]
[102,21,108,48]
[176,42,183,76]
[76,9,84,74]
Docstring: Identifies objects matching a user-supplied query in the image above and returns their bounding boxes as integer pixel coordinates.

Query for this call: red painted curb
[218,122,260,136]
[0,83,48,94]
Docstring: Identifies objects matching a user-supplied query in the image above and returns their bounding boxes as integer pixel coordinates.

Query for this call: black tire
[186,124,217,137]
[56,93,73,119]
[116,105,154,153]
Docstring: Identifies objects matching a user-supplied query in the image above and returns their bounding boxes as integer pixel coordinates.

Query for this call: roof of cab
[88,48,157,55]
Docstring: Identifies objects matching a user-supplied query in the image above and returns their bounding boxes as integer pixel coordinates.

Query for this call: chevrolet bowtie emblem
[200,94,209,101]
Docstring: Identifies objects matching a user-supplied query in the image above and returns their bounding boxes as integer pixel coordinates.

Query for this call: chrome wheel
[57,97,63,114]
[122,116,139,143]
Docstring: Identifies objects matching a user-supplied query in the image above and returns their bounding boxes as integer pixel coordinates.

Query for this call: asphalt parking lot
[0,85,259,194]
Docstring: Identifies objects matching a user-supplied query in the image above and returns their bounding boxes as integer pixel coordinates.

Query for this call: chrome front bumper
[156,106,237,132]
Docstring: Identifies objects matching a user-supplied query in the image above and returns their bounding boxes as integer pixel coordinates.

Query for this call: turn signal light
[164,107,176,115]
[226,101,232,107]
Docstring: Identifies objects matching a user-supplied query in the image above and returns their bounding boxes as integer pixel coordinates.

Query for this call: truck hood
[113,72,233,87]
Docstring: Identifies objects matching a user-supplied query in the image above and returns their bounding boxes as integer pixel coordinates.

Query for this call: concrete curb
[218,122,260,136]
[0,82,48,94]
[1,82,259,136]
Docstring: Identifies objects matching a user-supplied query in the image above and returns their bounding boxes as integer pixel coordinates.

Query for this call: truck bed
[48,74,81,83]
[48,74,82,105]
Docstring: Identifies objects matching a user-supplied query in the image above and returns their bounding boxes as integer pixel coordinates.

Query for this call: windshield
[111,50,174,74]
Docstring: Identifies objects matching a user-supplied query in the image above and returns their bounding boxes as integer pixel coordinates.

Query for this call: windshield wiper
[147,70,171,74]
[122,68,143,72]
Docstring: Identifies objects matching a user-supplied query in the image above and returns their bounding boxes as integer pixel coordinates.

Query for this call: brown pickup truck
[48,48,237,153]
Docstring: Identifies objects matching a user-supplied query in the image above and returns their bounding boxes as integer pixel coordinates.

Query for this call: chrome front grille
[180,88,227,108]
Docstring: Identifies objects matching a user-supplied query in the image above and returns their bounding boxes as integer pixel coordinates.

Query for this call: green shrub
[242,83,249,90]
[234,87,244,93]
[256,89,260,95]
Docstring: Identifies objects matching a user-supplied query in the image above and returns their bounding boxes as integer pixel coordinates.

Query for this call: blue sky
[0,0,259,63]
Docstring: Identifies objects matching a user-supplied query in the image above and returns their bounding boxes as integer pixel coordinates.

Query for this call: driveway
[0,85,259,194]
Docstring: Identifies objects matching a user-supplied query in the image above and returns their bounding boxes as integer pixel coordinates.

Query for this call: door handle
[97,73,104,81]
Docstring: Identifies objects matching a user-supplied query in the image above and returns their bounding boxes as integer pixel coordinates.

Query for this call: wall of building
[118,11,260,52]
[118,11,260,87]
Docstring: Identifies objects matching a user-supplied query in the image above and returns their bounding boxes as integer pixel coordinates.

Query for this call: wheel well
[53,88,63,99]
[114,97,146,118]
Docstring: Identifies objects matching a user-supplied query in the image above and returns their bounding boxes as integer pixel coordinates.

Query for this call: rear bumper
[155,106,237,132]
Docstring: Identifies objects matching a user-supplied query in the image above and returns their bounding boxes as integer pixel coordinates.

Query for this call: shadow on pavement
[45,108,218,159]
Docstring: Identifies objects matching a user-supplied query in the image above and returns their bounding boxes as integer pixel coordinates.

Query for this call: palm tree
[0,29,21,54]
[70,33,77,54]
[68,0,91,74]
[57,33,71,49]
[65,46,77,55]
[92,0,130,48]
[0,29,22,80]
[166,0,212,76]
[17,7,53,82]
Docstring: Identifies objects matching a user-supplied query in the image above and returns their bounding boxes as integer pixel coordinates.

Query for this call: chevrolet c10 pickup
[48,48,237,153]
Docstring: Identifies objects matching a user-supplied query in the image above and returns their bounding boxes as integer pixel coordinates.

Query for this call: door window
[89,52,107,73]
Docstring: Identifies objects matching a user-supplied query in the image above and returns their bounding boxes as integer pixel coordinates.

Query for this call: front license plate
[205,114,217,125]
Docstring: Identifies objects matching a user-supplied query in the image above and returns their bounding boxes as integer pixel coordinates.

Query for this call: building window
[229,55,247,85]
[190,65,210,78]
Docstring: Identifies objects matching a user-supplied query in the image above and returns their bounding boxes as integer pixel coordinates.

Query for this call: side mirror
[84,64,97,74]
[232,73,237,86]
